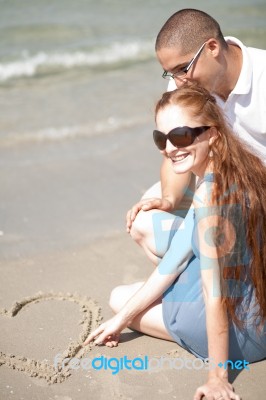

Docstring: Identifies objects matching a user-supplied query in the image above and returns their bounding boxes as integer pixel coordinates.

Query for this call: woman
[84,85,266,400]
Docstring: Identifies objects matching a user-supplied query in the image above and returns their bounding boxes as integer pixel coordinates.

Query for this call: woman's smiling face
[156,104,213,178]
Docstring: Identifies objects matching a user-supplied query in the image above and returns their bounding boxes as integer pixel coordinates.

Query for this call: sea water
[0,0,266,146]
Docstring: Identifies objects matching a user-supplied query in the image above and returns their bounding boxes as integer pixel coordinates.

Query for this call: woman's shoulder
[193,173,216,209]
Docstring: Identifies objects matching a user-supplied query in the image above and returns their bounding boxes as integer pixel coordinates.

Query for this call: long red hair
[155,85,266,325]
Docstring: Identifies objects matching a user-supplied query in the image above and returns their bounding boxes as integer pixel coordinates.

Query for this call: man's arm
[161,156,193,209]
[126,156,193,232]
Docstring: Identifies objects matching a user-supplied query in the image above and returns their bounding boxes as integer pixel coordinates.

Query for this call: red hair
[155,85,266,325]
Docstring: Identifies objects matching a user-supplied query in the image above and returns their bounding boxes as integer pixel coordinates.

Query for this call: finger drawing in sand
[0,292,101,384]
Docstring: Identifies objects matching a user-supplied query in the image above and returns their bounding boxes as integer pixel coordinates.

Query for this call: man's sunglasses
[153,126,210,150]
[162,41,207,80]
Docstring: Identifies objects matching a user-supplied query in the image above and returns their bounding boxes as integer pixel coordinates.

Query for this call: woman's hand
[126,197,173,232]
[83,314,128,348]
[193,376,241,400]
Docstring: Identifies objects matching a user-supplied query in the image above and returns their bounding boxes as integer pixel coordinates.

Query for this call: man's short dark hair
[156,9,227,54]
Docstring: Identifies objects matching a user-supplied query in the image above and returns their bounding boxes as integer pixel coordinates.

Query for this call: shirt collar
[225,36,252,95]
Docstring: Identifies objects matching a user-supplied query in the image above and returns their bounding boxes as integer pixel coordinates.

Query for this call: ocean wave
[0,41,154,82]
[0,115,149,147]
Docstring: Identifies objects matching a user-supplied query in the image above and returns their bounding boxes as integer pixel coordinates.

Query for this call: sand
[0,124,265,400]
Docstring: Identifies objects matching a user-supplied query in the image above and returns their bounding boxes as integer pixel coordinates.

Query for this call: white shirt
[218,37,266,162]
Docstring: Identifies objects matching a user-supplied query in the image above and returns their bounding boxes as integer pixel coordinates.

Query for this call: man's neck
[214,44,243,101]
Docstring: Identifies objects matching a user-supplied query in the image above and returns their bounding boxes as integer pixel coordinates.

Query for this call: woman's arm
[126,157,192,232]
[84,206,195,346]
[83,265,179,347]
[160,156,192,210]
[193,182,240,400]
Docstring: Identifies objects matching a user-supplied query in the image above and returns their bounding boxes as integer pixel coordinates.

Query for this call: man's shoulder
[246,43,266,55]
[247,46,266,80]
[247,46,266,67]
[226,36,265,55]
[227,37,266,85]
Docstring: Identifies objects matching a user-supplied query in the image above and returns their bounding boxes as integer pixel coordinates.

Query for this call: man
[126,8,266,265]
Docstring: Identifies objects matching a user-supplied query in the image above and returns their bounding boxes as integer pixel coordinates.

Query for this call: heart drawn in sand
[0,292,102,384]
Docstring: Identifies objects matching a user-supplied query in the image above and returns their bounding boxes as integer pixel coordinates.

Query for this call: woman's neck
[192,160,214,180]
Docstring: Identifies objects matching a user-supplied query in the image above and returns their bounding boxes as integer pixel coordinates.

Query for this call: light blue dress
[161,175,266,363]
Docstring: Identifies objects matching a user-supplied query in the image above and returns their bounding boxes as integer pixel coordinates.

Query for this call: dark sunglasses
[153,126,210,150]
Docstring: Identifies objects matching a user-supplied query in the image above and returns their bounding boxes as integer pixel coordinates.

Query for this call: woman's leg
[130,209,179,266]
[109,282,174,341]
[129,182,176,265]
[129,180,193,266]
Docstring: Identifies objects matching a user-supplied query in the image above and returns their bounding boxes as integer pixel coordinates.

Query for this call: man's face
[156,42,219,93]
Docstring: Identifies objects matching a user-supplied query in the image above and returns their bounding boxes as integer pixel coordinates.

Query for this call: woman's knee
[109,285,123,313]
[130,210,155,245]
[130,209,179,259]
[109,282,144,313]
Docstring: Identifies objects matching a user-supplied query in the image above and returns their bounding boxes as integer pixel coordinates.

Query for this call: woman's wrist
[208,367,228,380]
[118,296,144,327]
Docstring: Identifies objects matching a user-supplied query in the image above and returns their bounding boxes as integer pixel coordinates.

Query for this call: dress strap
[196,172,214,189]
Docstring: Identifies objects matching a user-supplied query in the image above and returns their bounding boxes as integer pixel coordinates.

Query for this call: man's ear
[205,38,220,58]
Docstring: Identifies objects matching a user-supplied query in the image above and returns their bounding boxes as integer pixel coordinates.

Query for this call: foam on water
[0,115,149,147]
[0,0,265,142]
[0,41,154,82]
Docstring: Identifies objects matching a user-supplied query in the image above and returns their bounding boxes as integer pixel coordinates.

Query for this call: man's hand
[126,197,173,232]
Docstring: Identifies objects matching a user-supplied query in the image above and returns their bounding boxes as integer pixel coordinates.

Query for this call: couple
[84,9,266,400]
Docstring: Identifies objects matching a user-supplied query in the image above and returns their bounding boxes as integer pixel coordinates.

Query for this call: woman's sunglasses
[153,126,210,150]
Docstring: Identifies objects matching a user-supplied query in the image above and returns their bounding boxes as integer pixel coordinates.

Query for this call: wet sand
[0,125,265,399]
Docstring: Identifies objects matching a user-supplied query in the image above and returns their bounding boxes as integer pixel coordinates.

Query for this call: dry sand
[0,125,265,399]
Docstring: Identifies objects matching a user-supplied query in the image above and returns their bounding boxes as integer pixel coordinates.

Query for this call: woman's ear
[208,126,219,145]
